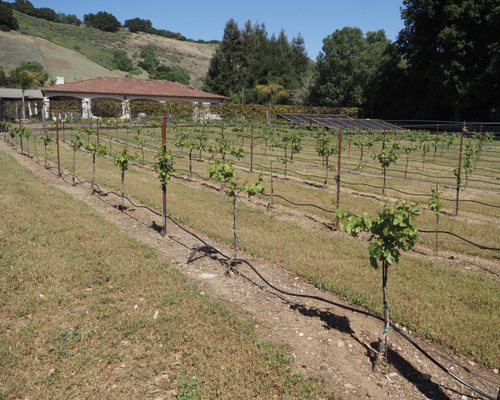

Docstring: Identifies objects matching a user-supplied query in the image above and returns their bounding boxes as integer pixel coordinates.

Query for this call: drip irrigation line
[419,230,500,251]
[261,193,334,213]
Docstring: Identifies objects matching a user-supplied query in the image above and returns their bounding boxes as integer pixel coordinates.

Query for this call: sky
[27,0,405,58]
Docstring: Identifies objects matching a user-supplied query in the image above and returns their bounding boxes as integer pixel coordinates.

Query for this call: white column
[42,97,50,120]
[121,99,131,120]
[28,101,33,118]
[82,98,93,119]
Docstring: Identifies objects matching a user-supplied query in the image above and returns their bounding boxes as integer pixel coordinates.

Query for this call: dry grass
[29,137,500,368]
[0,149,328,399]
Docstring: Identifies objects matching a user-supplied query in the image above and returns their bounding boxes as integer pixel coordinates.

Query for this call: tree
[205,19,308,103]
[397,0,500,120]
[59,13,81,26]
[337,202,420,365]
[10,0,35,15]
[311,27,390,107]
[139,45,160,73]
[205,19,245,97]
[0,67,9,86]
[151,65,190,84]
[9,61,48,120]
[0,0,18,31]
[84,11,121,32]
[113,50,133,72]
[33,7,58,22]
[124,17,153,33]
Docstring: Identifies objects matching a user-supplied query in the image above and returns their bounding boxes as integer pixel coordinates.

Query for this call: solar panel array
[278,113,403,131]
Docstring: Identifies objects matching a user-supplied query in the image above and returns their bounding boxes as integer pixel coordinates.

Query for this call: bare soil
[2,140,498,400]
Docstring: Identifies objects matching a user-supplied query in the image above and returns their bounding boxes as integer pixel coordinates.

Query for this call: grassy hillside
[0,31,130,81]
[11,11,215,86]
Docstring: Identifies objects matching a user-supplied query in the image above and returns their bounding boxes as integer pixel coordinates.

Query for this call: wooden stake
[335,131,342,228]
[455,134,464,216]
[250,125,254,172]
[161,113,167,236]
[56,121,61,177]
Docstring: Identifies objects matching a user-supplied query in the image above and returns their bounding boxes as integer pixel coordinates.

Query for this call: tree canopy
[205,19,309,104]
[0,0,18,31]
[83,11,121,32]
[395,0,500,120]
[9,61,49,90]
[124,17,153,33]
[309,27,391,108]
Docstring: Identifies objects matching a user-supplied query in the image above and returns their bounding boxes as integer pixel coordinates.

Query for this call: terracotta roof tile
[43,76,224,101]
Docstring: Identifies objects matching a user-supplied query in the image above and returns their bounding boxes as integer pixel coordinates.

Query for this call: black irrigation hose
[333,179,500,209]
[262,193,335,213]
[419,230,500,251]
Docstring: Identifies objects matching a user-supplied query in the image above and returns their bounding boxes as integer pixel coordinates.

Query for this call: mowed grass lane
[0,150,326,400]
[35,142,500,368]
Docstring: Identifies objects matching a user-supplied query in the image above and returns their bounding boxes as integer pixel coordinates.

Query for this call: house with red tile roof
[41,76,224,120]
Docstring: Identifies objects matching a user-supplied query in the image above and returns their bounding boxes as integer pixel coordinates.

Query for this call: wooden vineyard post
[455,134,464,216]
[56,120,61,177]
[161,113,167,236]
[335,131,342,228]
[250,125,254,173]
[268,159,274,210]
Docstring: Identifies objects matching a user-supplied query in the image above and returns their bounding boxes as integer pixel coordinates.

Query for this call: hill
[0,31,131,81]
[0,11,216,87]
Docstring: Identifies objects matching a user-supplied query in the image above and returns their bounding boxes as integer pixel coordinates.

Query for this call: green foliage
[208,160,237,192]
[150,65,190,84]
[13,125,31,139]
[208,160,263,197]
[0,1,19,31]
[124,17,153,33]
[9,61,48,89]
[0,66,9,86]
[373,141,399,169]
[337,201,420,268]
[114,148,136,172]
[113,49,133,72]
[428,186,442,215]
[83,11,121,32]
[70,133,83,151]
[463,141,477,174]
[397,0,500,120]
[86,142,107,157]
[154,145,175,186]
[205,19,309,103]
[59,13,81,26]
[41,132,52,147]
[138,44,160,72]
[310,27,391,107]
[176,376,202,400]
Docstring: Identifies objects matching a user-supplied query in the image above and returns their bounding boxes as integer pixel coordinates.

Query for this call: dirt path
[2,141,498,400]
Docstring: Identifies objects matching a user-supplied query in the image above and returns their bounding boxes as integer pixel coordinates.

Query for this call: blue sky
[27,0,405,58]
